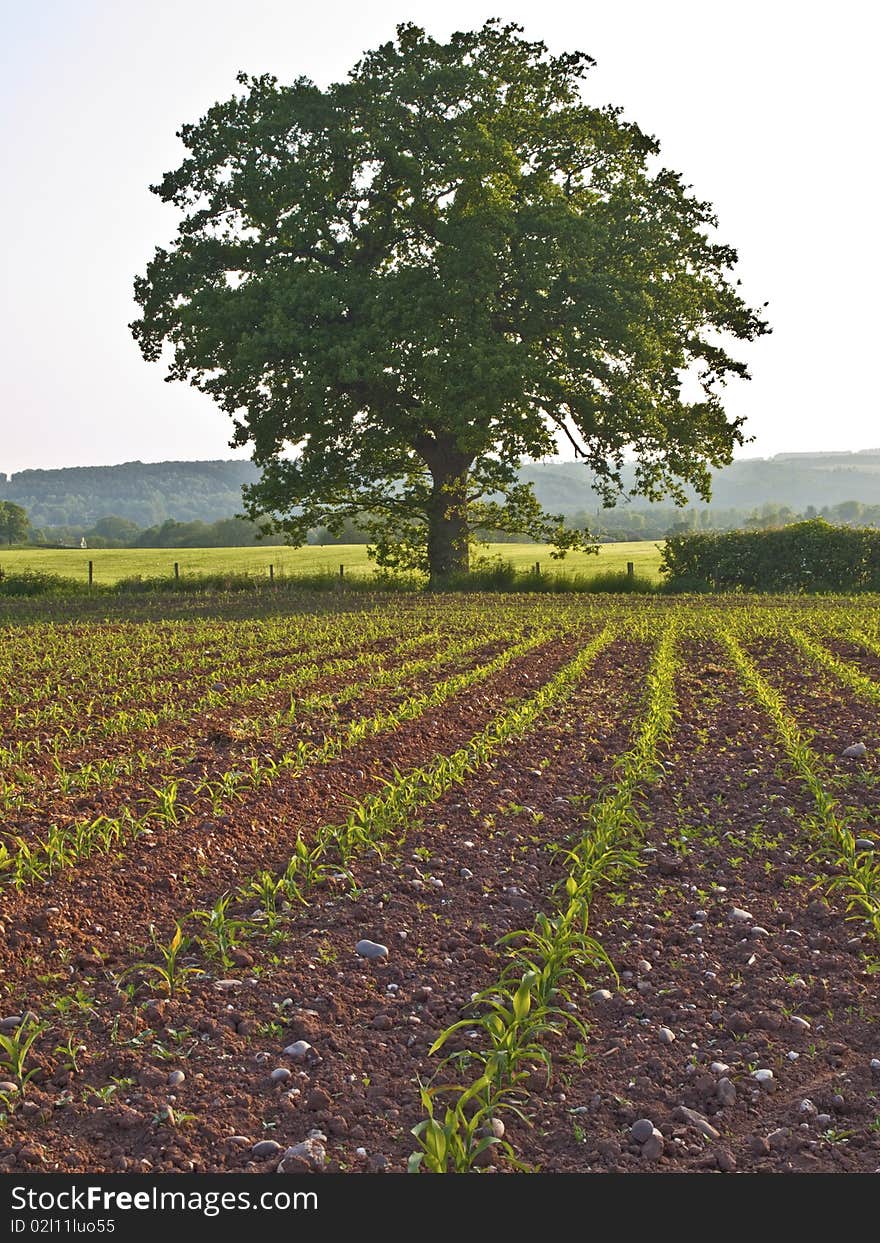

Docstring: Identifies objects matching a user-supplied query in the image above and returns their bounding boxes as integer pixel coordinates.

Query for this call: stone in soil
[630,1119,656,1144]
[674,1106,720,1141]
[277,1133,327,1172]
[842,742,867,757]
[717,1078,737,1107]
[355,939,388,960]
[251,1139,283,1158]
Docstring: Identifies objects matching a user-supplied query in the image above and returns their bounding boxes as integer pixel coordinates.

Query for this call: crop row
[0,627,558,888]
[722,630,880,947]
[0,623,512,813]
[410,623,679,1172]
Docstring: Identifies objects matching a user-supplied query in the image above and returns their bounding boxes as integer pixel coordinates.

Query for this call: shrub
[0,570,82,597]
[661,520,880,593]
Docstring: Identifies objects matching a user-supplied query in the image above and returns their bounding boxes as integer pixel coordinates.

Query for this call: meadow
[0,592,878,1175]
[0,539,663,585]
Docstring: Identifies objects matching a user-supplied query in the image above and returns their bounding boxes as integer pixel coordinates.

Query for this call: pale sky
[2,0,877,474]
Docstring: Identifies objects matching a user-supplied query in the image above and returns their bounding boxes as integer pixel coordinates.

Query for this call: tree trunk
[417,437,472,589]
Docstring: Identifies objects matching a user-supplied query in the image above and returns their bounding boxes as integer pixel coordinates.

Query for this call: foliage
[0,501,30,546]
[131,20,767,583]
[661,520,880,592]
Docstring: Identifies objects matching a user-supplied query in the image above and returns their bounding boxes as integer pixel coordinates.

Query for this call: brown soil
[1,616,879,1175]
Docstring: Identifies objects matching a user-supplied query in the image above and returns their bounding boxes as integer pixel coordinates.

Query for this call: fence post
[534,561,540,576]
[627,561,634,579]
[174,562,179,580]
[88,560,93,588]
[269,563,274,582]
[339,563,345,580]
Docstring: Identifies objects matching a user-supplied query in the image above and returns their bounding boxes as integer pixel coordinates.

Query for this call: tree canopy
[132,19,769,584]
[0,501,30,546]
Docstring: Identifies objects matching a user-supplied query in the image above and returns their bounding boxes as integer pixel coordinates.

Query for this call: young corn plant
[130,926,201,997]
[0,1019,48,1090]
[409,1075,525,1174]
[192,896,249,968]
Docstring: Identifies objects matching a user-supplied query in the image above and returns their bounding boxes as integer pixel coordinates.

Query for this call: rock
[251,1139,283,1158]
[842,743,867,758]
[749,1135,771,1156]
[749,926,770,939]
[658,1027,675,1045]
[641,1129,665,1160]
[0,1016,22,1031]
[167,1070,185,1087]
[0,1081,19,1093]
[870,1059,880,1073]
[856,839,876,852]
[277,1134,327,1172]
[674,1106,720,1141]
[799,1099,818,1117]
[730,908,753,923]
[767,1127,790,1151]
[636,960,652,973]
[284,1041,313,1062]
[694,910,708,923]
[355,939,388,960]
[717,1078,737,1107]
[460,868,474,880]
[716,1148,737,1172]
[591,989,613,1002]
[816,1113,832,1127]
[371,1014,393,1031]
[271,1067,292,1083]
[790,1016,811,1031]
[710,1061,730,1075]
[752,1069,774,1085]
[227,1135,251,1147]
[630,1119,656,1144]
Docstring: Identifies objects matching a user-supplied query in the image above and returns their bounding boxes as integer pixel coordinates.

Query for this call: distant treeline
[5,452,880,531]
[22,499,880,549]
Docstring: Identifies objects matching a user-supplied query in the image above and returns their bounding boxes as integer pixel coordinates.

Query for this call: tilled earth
[1,624,879,1174]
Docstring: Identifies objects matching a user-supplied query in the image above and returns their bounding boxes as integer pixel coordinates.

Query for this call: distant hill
[0,460,260,528]
[4,450,880,528]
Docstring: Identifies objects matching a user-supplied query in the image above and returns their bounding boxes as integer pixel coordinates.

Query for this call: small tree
[0,501,30,546]
[132,20,769,586]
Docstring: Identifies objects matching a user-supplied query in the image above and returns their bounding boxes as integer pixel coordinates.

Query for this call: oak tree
[132,20,769,585]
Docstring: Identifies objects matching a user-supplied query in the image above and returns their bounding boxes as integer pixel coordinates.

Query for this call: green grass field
[0,539,663,585]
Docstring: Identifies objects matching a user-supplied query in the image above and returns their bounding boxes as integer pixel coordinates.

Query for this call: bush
[0,570,82,597]
[660,520,880,593]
